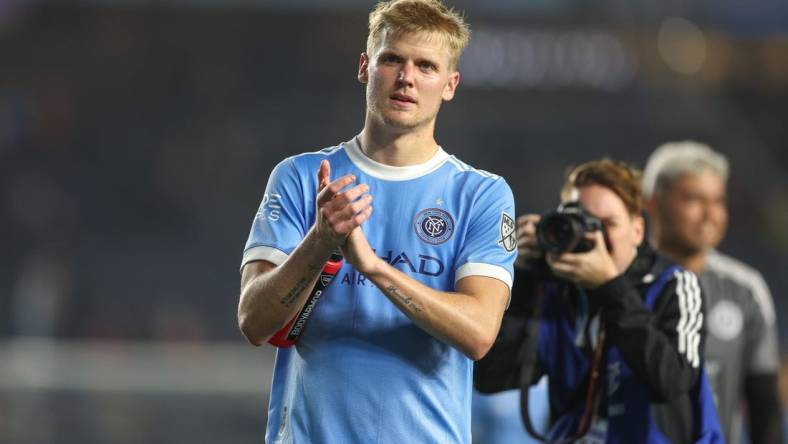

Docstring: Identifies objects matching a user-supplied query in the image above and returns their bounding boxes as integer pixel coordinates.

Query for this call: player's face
[358,30,460,131]
[576,184,645,272]
[653,172,728,255]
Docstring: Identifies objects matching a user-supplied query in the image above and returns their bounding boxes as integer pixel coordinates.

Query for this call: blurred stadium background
[1,0,787,442]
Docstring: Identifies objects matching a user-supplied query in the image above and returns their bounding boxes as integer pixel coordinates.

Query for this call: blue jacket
[478,245,724,443]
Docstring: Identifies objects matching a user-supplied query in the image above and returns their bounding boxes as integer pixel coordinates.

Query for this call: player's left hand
[546,230,619,289]
[341,227,384,275]
[314,160,373,248]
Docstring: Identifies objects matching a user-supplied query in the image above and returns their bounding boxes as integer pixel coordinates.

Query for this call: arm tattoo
[279,263,323,308]
[280,278,310,307]
[386,285,423,313]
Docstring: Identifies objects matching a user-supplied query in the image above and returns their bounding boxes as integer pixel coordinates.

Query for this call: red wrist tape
[268,253,343,348]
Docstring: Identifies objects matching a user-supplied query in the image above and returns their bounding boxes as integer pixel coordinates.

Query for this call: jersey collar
[343,137,449,181]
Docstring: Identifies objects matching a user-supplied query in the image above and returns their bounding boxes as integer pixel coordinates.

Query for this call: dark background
[1,0,787,442]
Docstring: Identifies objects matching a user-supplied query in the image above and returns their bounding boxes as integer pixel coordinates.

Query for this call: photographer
[475,159,723,443]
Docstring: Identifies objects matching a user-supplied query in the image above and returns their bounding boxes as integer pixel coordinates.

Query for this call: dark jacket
[475,244,722,443]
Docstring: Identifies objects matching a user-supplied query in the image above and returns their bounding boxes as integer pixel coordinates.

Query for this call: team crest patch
[708,300,743,341]
[414,208,455,245]
[498,212,516,252]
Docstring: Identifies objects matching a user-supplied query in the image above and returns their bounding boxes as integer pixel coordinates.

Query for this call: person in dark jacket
[475,159,723,443]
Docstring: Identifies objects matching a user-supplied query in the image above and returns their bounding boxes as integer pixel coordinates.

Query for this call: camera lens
[536,203,604,254]
[538,213,583,254]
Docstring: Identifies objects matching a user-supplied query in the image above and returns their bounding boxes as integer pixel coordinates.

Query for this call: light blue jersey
[472,380,550,444]
[243,137,516,444]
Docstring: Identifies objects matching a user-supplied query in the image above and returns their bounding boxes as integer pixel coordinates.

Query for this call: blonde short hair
[366,0,470,69]
[642,141,729,198]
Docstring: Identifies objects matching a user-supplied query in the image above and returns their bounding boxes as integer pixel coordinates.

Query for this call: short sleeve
[241,157,310,269]
[454,178,517,290]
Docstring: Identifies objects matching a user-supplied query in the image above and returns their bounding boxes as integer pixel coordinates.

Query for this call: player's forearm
[238,228,336,345]
[363,262,504,360]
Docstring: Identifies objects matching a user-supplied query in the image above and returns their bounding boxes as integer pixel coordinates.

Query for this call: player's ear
[358,53,370,84]
[442,71,460,101]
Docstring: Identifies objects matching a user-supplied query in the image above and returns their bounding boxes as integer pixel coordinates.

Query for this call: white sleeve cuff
[454,263,513,290]
[240,246,289,272]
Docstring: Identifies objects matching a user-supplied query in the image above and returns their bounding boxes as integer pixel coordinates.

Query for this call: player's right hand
[515,214,543,269]
[314,160,373,246]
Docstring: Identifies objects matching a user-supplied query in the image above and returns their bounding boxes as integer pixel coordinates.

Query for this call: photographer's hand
[546,230,618,289]
[515,214,542,269]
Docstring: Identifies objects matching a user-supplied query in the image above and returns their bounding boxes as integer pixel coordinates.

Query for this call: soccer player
[643,141,782,444]
[237,1,517,443]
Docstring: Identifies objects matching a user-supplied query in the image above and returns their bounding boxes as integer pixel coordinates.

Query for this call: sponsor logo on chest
[339,250,446,286]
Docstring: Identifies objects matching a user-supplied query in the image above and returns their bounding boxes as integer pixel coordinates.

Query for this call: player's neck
[651,234,708,273]
[358,122,439,167]
[672,251,707,274]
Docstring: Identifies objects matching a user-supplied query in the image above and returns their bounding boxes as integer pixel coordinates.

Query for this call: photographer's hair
[367,0,470,69]
[642,141,729,199]
[560,159,643,216]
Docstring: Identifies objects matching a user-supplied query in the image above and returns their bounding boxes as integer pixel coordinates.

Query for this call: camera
[536,202,604,254]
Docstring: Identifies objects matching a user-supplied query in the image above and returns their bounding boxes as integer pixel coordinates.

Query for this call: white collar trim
[343,137,449,181]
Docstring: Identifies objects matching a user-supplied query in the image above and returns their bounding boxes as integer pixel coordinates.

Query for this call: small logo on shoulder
[414,208,455,245]
[257,193,284,222]
[499,212,516,252]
